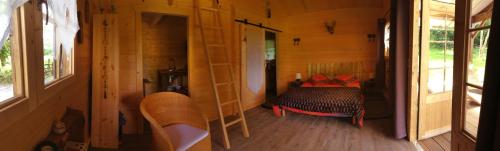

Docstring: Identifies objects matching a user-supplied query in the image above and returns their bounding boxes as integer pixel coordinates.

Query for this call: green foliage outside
[429,29,454,64]
[0,39,11,66]
[429,28,488,68]
[0,39,12,84]
[0,38,55,84]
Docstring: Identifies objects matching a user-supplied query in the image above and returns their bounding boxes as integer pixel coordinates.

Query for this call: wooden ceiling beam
[472,3,493,23]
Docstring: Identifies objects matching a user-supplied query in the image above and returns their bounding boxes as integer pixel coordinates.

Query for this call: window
[463,0,493,138]
[0,9,24,106]
[427,7,454,94]
[0,0,80,133]
[384,23,390,57]
[42,3,73,85]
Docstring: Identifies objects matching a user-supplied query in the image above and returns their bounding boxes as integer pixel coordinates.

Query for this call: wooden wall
[102,0,234,134]
[277,8,384,93]
[101,0,289,134]
[95,0,386,134]
[232,0,287,111]
[0,0,93,150]
[0,0,389,149]
[142,14,188,95]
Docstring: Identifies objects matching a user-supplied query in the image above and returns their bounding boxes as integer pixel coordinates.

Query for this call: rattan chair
[140,92,211,151]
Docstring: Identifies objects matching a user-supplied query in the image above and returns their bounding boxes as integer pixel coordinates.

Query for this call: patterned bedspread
[274,87,364,120]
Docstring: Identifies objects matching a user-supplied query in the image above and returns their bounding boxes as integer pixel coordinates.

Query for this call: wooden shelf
[43,108,85,150]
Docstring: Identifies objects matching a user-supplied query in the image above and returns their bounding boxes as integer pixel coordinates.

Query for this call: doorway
[262,31,277,108]
[410,0,495,149]
[141,13,189,96]
[417,0,455,141]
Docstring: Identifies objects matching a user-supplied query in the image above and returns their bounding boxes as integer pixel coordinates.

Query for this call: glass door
[418,0,455,139]
[452,0,493,149]
[463,0,492,139]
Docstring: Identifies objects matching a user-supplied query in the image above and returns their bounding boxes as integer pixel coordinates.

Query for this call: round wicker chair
[140,92,211,151]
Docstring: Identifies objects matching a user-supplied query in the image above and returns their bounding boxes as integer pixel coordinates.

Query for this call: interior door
[240,24,266,109]
[418,0,454,139]
[452,0,493,150]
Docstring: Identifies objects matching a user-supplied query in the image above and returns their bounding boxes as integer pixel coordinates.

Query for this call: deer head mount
[324,21,336,35]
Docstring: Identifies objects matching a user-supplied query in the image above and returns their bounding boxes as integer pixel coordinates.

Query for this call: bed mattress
[274,87,365,126]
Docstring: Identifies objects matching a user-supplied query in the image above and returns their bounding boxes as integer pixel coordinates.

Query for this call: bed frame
[273,60,372,128]
[306,60,373,81]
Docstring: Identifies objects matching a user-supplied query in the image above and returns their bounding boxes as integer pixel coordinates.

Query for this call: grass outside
[429,47,486,68]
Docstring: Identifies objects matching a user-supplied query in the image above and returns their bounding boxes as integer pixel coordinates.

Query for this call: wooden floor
[94,107,416,151]
[418,132,451,151]
[465,100,480,137]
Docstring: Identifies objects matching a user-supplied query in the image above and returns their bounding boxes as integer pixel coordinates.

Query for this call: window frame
[35,0,76,103]
[427,15,455,94]
[0,9,26,108]
[461,28,490,139]
[460,0,493,140]
[0,2,39,131]
[0,0,79,131]
[36,3,76,87]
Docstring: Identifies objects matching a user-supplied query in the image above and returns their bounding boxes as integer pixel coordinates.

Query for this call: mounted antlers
[324,21,336,35]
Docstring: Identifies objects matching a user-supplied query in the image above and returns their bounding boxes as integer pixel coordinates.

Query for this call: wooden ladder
[194,0,250,149]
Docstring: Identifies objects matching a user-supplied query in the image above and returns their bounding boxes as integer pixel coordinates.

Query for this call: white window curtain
[0,0,29,46]
[47,0,79,53]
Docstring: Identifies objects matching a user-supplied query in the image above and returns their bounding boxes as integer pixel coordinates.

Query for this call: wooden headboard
[307,61,373,81]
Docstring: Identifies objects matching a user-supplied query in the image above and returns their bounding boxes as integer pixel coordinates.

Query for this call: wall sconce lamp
[324,21,336,35]
[293,38,301,46]
[367,34,376,42]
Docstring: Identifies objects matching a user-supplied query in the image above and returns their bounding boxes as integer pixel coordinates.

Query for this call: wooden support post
[91,14,120,149]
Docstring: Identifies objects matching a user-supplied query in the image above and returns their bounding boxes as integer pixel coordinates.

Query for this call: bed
[273,61,371,128]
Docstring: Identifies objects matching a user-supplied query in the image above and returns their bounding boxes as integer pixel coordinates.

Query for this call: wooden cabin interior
[0,0,499,150]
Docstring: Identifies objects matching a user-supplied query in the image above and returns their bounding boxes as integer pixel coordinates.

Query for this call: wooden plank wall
[93,0,386,134]
[277,7,384,93]
[0,0,389,149]
[141,14,188,95]
[0,0,93,150]
[306,61,372,81]
[89,0,287,134]
[91,14,120,148]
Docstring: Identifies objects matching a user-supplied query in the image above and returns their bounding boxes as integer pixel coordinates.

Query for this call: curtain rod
[235,19,282,32]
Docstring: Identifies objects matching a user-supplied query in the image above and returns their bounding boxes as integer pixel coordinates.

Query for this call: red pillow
[310,74,329,82]
[314,83,343,87]
[345,81,361,88]
[301,82,314,87]
[335,74,353,82]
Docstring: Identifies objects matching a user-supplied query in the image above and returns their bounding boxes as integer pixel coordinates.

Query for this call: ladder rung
[221,100,237,106]
[216,81,233,86]
[200,7,219,12]
[207,44,225,47]
[212,63,231,66]
[225,118,242,127]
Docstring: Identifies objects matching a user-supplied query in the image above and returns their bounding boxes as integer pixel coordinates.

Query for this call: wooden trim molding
[452,0,478,150]
[0,2,39,132]
[134,5,192,134]
[408,0,421,142]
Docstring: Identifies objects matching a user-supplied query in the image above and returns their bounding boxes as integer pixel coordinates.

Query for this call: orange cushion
[314,83,343,87]
[335,74,354,82]
[310,74,329,82]
[301,82,314,87]
[345,81,361,88]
